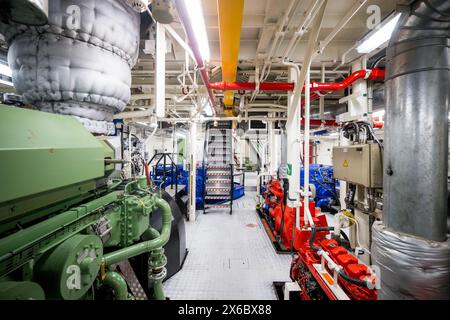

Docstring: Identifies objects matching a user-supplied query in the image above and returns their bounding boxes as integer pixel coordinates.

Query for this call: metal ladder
[203,121,234,214]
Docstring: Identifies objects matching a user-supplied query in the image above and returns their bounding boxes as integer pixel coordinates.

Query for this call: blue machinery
[259,164,338,212]
[148,154,244,209]
[301,164,338,211]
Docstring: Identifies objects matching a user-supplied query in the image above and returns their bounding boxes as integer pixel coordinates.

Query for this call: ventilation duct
[0,0,140,135]
[372,0,450,299]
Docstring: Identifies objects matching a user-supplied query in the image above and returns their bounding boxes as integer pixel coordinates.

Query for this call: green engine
[0,105,172,300]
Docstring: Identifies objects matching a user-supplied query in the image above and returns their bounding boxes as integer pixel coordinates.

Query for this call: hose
[308,226,334,252]
[308,225,370,288]
[338,270,369,287]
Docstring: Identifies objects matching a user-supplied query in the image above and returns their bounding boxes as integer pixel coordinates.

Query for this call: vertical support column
[303,68,311,218]
[155,22,166,118]
[319,64,325,120]
[349,57,368,119]
[188,121,197,221]
[269,114,279,175]
[286,67,300,208]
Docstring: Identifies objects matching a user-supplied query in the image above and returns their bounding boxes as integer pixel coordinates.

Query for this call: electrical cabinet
[332,143,383,188]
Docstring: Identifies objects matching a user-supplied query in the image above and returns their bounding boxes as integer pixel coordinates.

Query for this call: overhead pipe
[282,0,326,60]
[209,68,385,92]
[174,0,217,116]
[314,0,368,56]
[217,0,245,109]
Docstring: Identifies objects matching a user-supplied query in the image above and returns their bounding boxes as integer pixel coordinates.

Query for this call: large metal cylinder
[0,0,140,135]
[383,0,450,241]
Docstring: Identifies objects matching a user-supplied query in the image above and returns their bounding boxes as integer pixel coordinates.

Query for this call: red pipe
[373,121,384,128]
[209,68,385,92]
[174,0,217,115]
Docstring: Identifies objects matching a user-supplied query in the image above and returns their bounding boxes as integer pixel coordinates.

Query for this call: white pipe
[146,7,196,63]
[283,0,325,60]
[251,0,297,104]
[333,42,359,71]
[304,67,311,226]
[319,64,325,119]
[260,0,297,80]
[155,22,166,118]
[247,103,287,110]
[315,0,368,56]
[156,116,287,123]
[282,61,300,124]
[245,108,287,113]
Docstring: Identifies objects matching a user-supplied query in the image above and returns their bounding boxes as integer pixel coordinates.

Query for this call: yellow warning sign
[343,160,349,167]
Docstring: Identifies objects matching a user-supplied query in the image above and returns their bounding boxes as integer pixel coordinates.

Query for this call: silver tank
[383,0,450,242]
[0,0,140,135]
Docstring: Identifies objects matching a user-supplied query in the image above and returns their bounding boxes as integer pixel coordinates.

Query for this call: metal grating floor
[164,190,292,300]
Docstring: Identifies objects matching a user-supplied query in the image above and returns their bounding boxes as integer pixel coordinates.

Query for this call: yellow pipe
[217,0,244,108]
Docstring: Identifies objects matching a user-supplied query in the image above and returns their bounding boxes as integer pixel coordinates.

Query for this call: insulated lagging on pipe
[308,226,370,288]
[103,196,172,265]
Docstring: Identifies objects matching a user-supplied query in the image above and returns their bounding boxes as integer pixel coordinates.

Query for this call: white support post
[319,64,325,120]
[286,67,301,208]
[155,22,166,118]
[304,67,311,221]
[270,113,279,175]
[188,121,197,221]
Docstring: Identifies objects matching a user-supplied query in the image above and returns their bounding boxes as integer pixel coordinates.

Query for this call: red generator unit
[289,206,378,300]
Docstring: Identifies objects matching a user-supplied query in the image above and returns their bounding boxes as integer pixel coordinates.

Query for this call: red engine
[263,179,284,209]
[272,201,323,250]
[261,178,377,300]
[290,206,377,300]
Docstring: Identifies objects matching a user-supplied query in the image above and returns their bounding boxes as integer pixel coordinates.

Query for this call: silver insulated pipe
[372,0,450,300]
[383,0,450,242]
[0,0,140,135]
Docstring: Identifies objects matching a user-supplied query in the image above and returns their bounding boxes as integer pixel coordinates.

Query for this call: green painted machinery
[0,105,172,300]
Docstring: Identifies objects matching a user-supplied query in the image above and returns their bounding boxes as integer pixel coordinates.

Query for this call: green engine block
[0,105,172,300]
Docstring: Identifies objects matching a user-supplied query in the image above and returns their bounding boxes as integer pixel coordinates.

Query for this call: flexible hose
[338,270,369,287]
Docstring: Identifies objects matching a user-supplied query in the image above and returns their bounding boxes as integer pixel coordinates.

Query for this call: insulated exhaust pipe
[372,0,450,299]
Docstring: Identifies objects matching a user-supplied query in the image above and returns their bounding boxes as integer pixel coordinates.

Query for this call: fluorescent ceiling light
[182,0,210,62]
[0,63,12,77]
[357,13,401,54]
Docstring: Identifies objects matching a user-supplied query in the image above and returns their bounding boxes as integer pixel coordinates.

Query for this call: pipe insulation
[372,0,450,300]
[383,0,450,241]
[0,0,140,135]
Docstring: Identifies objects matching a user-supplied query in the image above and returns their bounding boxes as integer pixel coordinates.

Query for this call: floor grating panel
[164,186,292,300]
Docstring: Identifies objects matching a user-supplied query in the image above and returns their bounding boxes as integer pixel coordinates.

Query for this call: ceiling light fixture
[181,0,210,62]
[357,13,401,54]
